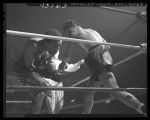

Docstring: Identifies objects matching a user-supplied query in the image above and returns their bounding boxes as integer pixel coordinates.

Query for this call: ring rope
[71,77,90,87]
[6,86,146,92]
[6,92,145,114]
[6,101,32,103]
[98,6,137,15]
[113,50,144,67]
[6,30,141,50]
[63,98,115,110]
[62,92,146,110]
[71,50,145,87]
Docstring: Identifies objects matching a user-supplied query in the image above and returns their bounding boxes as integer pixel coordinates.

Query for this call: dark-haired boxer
[63,19,147,115]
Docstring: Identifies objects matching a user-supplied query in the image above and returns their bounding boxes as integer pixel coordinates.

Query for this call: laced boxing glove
[41,61,66,82]
[45,61,57,72]
[51,70,66,82]
[50,61,68,82]
[58,61,68,71]
[35,60,67,82]
[41,61,57,78]
[34,51,52,69]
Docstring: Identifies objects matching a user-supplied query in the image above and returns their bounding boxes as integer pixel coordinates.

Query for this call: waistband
[89,45,100,51]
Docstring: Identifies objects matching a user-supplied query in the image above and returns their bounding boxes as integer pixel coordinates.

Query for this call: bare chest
[77,31,101,52]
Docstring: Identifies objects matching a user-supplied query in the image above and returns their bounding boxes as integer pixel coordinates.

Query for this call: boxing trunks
[84,45,113,81]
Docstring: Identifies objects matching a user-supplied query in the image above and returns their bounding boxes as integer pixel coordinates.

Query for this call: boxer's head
[63,19,79,36]
[38,29,62,55]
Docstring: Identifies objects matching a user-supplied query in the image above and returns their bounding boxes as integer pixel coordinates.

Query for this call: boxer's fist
[52,70,66,82]
[45,61,57,73]
[58,61,68,71]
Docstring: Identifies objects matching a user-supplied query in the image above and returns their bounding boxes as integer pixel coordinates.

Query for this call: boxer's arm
[24,40,38,70]
[30,72,50,86]
[64,59,85,72]
[24,40,49,86]
[61,42,75,64]
[59,42,76,71]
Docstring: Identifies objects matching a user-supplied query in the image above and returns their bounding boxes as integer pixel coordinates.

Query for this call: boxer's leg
[99,71,146,115]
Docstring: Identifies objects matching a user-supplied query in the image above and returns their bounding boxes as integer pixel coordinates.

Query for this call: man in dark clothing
[62,19,147,115]
[12,28,84,114]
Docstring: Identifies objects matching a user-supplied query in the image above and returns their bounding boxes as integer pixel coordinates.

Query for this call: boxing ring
[6,6,147,114]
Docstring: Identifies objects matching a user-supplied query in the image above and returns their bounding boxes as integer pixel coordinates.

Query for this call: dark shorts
[84,45,113,81]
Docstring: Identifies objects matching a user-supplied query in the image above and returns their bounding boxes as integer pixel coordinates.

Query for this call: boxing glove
[58,61,68,71]
[51,70,66,82]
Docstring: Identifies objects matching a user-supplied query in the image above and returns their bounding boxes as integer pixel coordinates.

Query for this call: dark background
[5,3,147,117]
